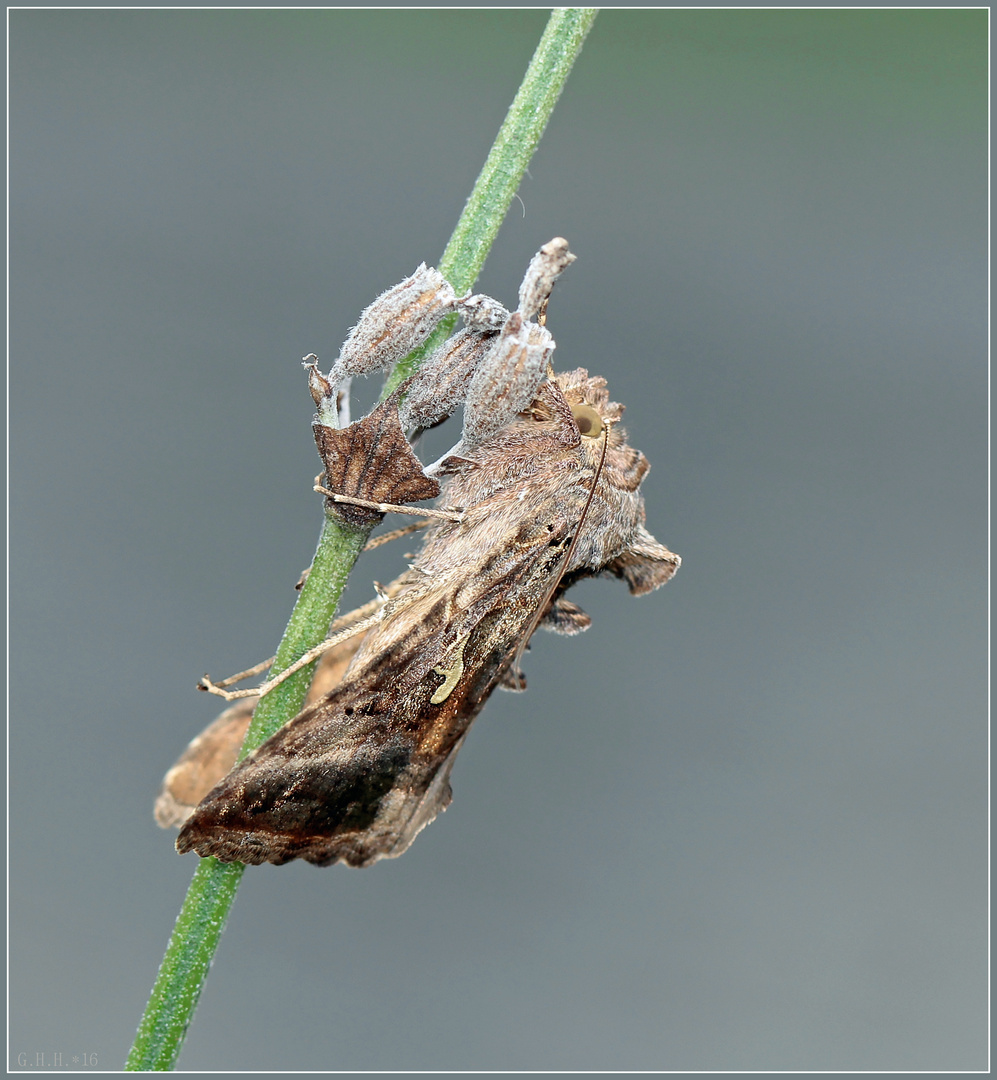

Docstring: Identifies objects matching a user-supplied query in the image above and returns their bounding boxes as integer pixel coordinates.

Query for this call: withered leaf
[313,396,440,525]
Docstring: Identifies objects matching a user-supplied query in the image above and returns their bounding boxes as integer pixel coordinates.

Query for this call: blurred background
[9,9,987,1071]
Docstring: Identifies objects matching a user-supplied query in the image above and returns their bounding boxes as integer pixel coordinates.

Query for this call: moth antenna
[511,422,611,674]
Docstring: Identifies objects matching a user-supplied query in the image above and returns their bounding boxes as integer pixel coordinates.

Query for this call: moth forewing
[155,596,383,827]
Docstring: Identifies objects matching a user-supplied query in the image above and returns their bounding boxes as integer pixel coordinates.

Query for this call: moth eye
[571,403,603,439]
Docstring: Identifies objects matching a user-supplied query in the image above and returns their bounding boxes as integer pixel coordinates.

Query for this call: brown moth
[160,240,680,867]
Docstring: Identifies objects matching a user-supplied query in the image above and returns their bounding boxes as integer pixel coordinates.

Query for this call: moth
[157,239,680,867]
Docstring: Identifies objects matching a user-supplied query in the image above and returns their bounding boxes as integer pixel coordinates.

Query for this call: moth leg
[498,666,528,692]
[198,608,385,701]
[253,607,382,691]
[299,548,415,592]
[207,655,276,691]
[296,520,433,589]
[196,677,265,701]
[362,519,433,551]
[313,478,463,522]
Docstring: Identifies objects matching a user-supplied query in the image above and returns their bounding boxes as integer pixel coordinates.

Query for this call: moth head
[544,369,680,593]
[554,368,624,424]
[554,368,648,493]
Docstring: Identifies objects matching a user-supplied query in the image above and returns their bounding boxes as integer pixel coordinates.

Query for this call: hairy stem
[126,8,597,1071]
[383,6,598,393]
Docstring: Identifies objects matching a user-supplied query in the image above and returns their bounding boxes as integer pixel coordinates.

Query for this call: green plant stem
[126,512,370,1072]
[125,858,245,1072]
[383,6,598,393]
[127,8,597,1071]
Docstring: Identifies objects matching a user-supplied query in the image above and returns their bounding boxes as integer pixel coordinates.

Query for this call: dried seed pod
[461,313,554,449]
[458,293,510,332]
[397,326,500,431]
[331,264,456,382]
[517,237,576,321]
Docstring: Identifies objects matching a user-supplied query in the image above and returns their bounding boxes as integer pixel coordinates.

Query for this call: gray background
[9,9,987,1072]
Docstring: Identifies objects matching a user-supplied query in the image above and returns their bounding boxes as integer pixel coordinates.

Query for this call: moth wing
[154,701,254,828]
[380,733,467,857]
[155,608,371,828]
[538,596,592,635]
[174,703,469,868]
[605,526,681,595]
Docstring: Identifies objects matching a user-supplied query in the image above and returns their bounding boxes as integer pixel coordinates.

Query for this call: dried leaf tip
[518,237,576,322]
[303,354,332,406]
[303,354,341,428]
